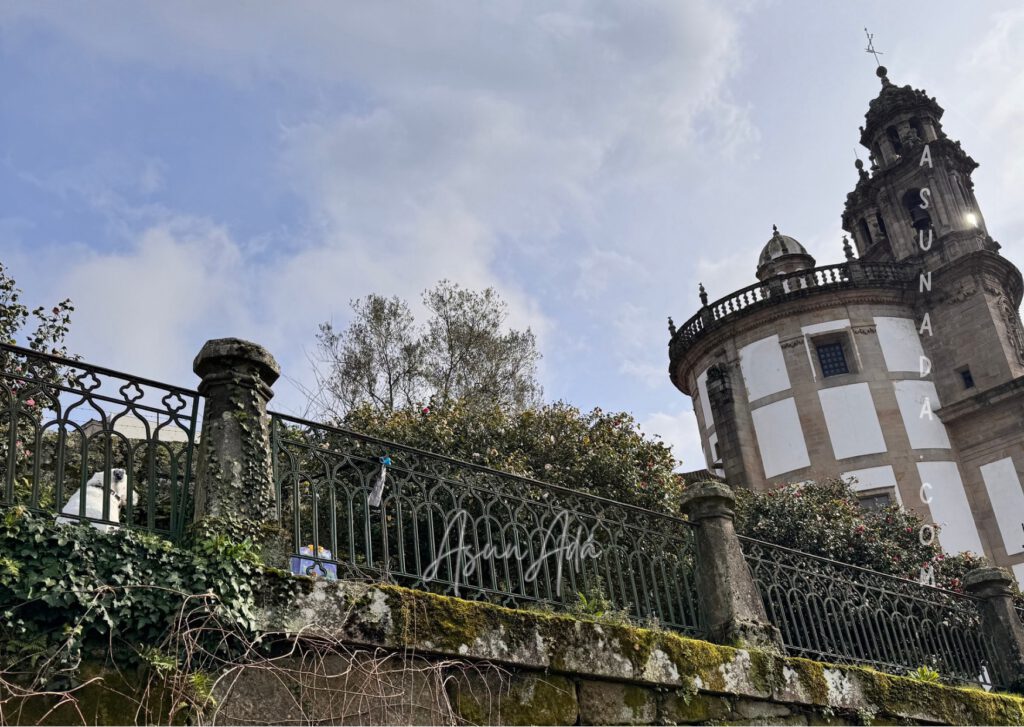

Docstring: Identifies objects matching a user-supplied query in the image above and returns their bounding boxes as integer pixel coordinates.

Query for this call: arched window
[858,218,874,247]
[875,211,888,239]
[902,188,931,230]
[909,117,925,142]
[886,125,903,156]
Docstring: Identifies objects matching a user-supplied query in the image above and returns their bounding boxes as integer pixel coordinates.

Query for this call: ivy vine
[0,506,263,687]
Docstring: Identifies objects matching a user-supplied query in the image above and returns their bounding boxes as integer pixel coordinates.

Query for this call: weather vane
[864,28,883,66]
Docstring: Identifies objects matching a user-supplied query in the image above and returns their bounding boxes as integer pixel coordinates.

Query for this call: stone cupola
[755,225,816,281]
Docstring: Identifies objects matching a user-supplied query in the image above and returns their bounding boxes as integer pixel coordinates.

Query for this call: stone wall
[9,576,1024,725]
[228,576,1024,725]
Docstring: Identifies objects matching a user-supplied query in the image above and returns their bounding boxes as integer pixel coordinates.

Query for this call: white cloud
[54,218,252,385]
[641,407,705,473]
[3,1,757,420]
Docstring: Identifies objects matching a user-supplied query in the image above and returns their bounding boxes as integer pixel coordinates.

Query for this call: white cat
[56,469,132,532]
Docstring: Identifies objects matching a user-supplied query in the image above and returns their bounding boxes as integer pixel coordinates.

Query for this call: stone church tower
[669,66,1024,581]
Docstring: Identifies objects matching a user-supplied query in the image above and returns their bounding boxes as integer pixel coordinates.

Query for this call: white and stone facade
[668,67,1024,580]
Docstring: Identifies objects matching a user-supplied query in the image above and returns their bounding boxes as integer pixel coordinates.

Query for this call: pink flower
[25,398,35,407]
[422,406,430,415]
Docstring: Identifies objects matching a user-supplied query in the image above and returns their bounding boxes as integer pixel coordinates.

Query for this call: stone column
[681,482,782,651]
[192,338,280,528]
[964,567,1024,693]
[705,364,747,488]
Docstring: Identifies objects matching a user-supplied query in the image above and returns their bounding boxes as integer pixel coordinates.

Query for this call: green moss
[266,580,1024,725]
[3,662,187,726]
[854,665,1024,726]
[749,649,785,694]
[453,671,577,726]
[658,633,736,692]
[383,586,493,652]
[623,683,649,711]
[788,657,830,705]
[660,691,733,723]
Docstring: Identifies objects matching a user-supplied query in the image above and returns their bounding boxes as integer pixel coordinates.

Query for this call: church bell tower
[842,65,1024,405]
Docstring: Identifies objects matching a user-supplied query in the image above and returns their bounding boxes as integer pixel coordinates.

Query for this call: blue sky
[3,2,1024,471]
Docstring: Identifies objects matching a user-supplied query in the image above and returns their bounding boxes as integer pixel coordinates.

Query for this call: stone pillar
[705,364,747,488]
[681,482,782,651]
[964,567,1024,693]
[192,338,280,528]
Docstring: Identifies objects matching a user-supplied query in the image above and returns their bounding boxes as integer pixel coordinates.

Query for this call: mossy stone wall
[9,576,1024,725]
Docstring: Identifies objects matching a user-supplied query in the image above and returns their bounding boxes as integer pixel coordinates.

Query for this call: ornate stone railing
[670,261,917,362]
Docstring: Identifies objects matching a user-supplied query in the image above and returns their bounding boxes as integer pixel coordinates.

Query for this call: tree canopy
[311,280,541,419]
[342,399,683,513]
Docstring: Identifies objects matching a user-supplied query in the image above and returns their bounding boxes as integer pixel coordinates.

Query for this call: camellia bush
[342,399,684,514]
[733,478,988,593]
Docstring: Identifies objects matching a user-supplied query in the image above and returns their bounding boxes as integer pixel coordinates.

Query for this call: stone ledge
[258,574,1024,725]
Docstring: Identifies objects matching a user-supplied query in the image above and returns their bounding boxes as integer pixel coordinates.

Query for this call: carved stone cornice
[936,375,1024,424]
[920,249,1023,310]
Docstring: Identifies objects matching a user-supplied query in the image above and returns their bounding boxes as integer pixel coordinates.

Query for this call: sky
[3,1,1024,472]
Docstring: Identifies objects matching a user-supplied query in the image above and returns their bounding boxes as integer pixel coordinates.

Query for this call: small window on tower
[886,125,903,156]
[857,218,874,247]
[816,342,850,377]
[857,490,894,512]
[959,367,975,389]
[875,211,888,239]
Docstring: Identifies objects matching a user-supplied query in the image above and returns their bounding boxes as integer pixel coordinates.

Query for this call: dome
[756,226,816,281]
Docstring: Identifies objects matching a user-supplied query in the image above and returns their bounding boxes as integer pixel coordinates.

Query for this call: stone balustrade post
[681,482,782,651]
[964,567,1024,693]
[846,259,868,285]
[192,338,280,538]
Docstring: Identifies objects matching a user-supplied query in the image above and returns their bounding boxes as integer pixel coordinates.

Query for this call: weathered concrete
[192,337,280,526]
[680,481,783,651]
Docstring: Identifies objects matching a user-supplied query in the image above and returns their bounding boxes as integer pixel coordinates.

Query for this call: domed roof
[758,225,809,267]
[756,225,816,281]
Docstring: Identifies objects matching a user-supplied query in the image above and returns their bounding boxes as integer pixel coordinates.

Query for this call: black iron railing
[270,412,703,635]
[0,343,201,539]
[741,536,1005,687]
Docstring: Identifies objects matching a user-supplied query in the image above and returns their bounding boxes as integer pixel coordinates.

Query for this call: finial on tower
[668,316,676,336]
[772,224,779,237]
[699,282,709,307]
[855,157,868,182]
[842,235,855,261]
[864,28,884,66]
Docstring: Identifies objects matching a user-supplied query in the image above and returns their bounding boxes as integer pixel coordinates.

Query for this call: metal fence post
[681,481,782,651]
[192,338,280,536]
[964,567,1024,692]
